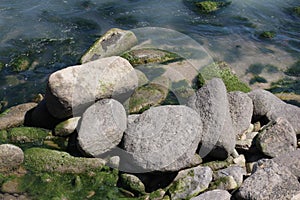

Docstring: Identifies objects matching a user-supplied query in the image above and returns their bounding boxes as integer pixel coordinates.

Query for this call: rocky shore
[0,28,300,200]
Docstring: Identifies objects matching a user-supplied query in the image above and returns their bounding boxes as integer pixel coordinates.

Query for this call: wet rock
[228,91,253,137]
[0,144,24,173]
[45,56,138,119]
[257,117,297,157]
[187,78,236,159]
[54,117,80,136]
[168,166,213,200]
[81,28,137,63]
[236,159,300,200]
[0,103,37,130]
[190,189,231,200]
[24,148,106,173]
[248,89,300,134]
[24,100,62,130]
[121,48,181,66]
[119,173,146,195]
[123,105,202,172]
[77,99,127,157]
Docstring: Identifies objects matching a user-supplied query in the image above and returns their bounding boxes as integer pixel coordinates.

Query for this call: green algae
[293,6,300,16]
[195,1,231,14]
[259,31,276,39]
[10,55,31,72]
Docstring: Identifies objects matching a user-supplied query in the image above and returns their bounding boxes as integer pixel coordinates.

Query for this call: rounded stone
[0,144,24,173]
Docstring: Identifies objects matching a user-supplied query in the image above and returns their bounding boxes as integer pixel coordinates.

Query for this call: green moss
[24,148,105,173]
[293,6,300,16]
[202,160,230,171]
[0,108,10,117]
[168,178,186,195]
[285,60,300,77]
[259,31,276,39]
[119,174,146,196]
[0,130,8,143]
[249,75,268,85]
[7,127,50,147]
[0,61,4,71]
[195,1,231,14]
[10,55,31,72]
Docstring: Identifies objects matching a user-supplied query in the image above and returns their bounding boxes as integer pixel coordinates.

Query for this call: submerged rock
[81,28,137,63]
[123,105,202,172]
[188,78,236,159]
[45,56,138,119]
[257,118,297,158]
[0,103,37,130]
[77,99,127,157]
[0,144,24,173]
[168,166,213,200]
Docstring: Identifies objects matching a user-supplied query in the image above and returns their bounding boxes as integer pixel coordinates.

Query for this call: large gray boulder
[191,189,231,200]
[187,78,236,159]
[0,144,24,173]
[273,149,300,178]
[248,89,300,134]
[45,56,138,119]
[228,91,253,137]
[168,166,213,200]
[77,99,127,157]
[216,165,247,187]
[0,103,37,130]
[123,105,202,172]
[257,117,297,158]
[81,28,137,63]
[236,159,300,200]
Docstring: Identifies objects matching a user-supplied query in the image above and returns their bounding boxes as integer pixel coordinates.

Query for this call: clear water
[0,0,299,107]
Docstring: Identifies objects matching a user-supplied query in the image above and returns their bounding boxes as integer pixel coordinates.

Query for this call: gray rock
[123,105,202,172]
[257,117,297,158]
[45,56,138,119]
[228,91,253,137]
[273,149,300,178]
[81,28,137,63]
[248,89,300,134]
[0,144,24,173]
[54,117,80,136]
[210,175,238,190]
[187,78,236,159]
[236,159,300,200]
[190,189,231,200]
[127,114,140,125]
[77,99,127,157]
[217,166,247,187]
[168,166,213,200]
[0,103,37,130]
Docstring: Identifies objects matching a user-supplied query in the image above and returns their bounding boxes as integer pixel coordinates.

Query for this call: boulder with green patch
[119,173,146,196]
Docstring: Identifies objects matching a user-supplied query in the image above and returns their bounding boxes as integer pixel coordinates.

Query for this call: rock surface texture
[0,144,24,173]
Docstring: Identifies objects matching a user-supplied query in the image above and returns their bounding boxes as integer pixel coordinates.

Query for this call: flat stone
[77,99,126,157]
[168,166,213,200]
[0,144,24,173]
[257,117,297,157]
[0,103,37,130]
[188,78,236,159]
[81,28,137,63]
[45,56,138,119]
[123,105,202,172]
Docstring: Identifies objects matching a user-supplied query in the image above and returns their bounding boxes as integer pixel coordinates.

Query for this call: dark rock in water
[168,165,213,199]
[248,89,300,134]
[0,144,24,173]
[45,56,138,119]
[257,117,297,158]
[123,105,202,172]
[235,159,300,200]
[80,28,137,63]
[188,78,236,159]
[191,189,231,200]
[24,100,62,130]
[77,99,127,157]
[228,91,253,137]
[0,102,37,130]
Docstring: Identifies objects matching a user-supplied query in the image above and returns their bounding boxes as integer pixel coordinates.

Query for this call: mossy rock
[0,130,8,143]
[129,83,168,114]
[293,6,300,16]
[199,61,251,92]
[202,160,231,171]
[6,127,50,147]
[285,60,300,77]
[24,148,106,173]
[195,1,231,14]
[119,173,146,196]
[259,31,276,39]
[209,176,238,190]
[121,49,181,66]
[10,55,31,72]
[0,61,4,71]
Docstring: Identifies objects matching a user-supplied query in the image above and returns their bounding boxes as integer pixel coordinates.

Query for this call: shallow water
[0,0,299,107]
